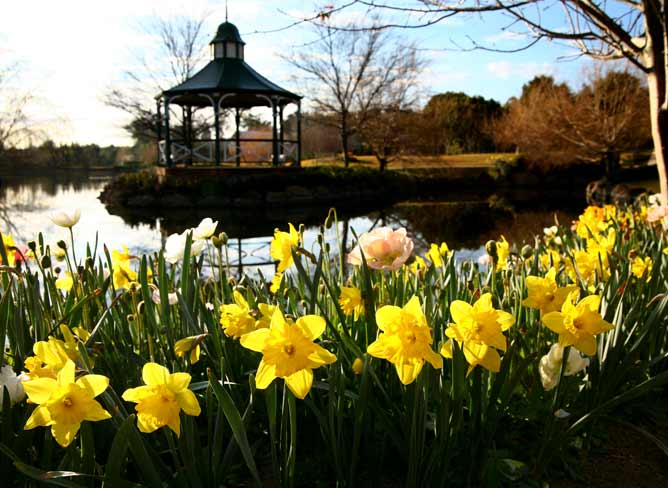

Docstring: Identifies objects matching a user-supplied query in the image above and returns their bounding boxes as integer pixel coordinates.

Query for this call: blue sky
[1,0,590,146]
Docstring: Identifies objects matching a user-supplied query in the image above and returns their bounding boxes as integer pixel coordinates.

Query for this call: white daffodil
[0,365,28,406]
[539,343,590,391]
[164,230,206,264]
[50,208,81,228]
[192,218,218,240]
[151,289,179,305]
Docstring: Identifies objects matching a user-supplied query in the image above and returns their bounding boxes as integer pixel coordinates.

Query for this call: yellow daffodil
[24,337,77,380]
[1,233,17,266]
[270,272,283,294]
[442,293,515,374]
[339,286,364,320]
[496,236,510,271]
[174,335,207,364]
[409,255,427,275]
[522,268,578,315]
[270,223,300,272]
[367,296,442,385]
[219,290,257,339]
[631,256,653,281]
[426,242,451,267]
[539,250,562,271]
[575,206,608,238]
[112,247,138,289]
[542,293,614,356]
[586,228,616,257]
[256,303,277,329]
[240,308,336,399]
[122,363,201,437]
[23,360,110,447]
[566,249,609,288]
[55,272,74,292]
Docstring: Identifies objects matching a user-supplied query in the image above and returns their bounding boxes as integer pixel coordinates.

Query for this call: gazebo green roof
[210,21,245,44]
[164,58,301,108]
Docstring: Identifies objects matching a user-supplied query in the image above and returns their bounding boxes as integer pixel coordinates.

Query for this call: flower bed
[1,198,667,486]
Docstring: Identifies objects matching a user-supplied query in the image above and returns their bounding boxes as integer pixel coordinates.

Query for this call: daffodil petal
[542,312,566,333]
[176,389,201,416]
[297,315,326,340]
[284,369,313,399]
[142,363,170,386]
[76,375,109,397]
[25,405,52,429]
[23,377,58,404]
[395,361,423,385]
[240,329,271,352]
[375,305,402,331]
[121,385,154,403]
[83,400,112,422]
[168,373,191,392]
[450,301,472,324]
[56,360,76,385]
[254,359,277,390]
[51,421,80,447]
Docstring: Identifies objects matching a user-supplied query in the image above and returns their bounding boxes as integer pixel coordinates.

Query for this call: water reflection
[0,171,584,277]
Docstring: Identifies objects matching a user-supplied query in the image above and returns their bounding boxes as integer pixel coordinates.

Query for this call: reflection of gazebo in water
[157,19,302,167]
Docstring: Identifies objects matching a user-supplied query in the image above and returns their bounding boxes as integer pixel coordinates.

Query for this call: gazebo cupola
[157,18,302,168]
[210,21,245,60]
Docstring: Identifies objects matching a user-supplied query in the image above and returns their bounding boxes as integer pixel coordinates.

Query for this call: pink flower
[347,227,414,271]
[647,205,668,224]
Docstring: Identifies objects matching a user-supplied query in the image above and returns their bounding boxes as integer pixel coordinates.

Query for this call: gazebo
[156,20,302,167]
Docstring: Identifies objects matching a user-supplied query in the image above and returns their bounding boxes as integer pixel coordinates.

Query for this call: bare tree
[0,63,34,155]
[300,1,668,199]
[494,68,651,170]
[282,19,424,167]
[103,13,209,143]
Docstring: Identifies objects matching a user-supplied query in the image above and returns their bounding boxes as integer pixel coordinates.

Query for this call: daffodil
[24,337,77,380]
[270,223,300,272]
[269,272,283,294]
[426,242,451,267]
[366,296,442,385]
[409,255,427,275]
[538,344,590,391]
[339,286,364,320]
[23,360,110,447]
[55,272,74,292]
[496,236,510,271]
[542,293,614,356]
[192,218,218,240]
[631,256,653,281]
[174,335,206,364]
[256,303,277,329]
[219,291,257,339]
[0,365,27,406]
[575,206,608,238]
[441,293,514,374]
[539,250,562,271]
[565,249,609,288]
[522,268,578,315]
[240,308,336,399]
[1,233,17,266]
[112,247,138,289]
[49,208,81,228]
[122,363,201,437]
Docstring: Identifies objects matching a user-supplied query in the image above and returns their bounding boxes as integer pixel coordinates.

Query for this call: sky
[0,0,591,146]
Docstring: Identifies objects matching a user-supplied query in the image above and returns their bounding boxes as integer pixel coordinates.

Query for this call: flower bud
[485,240,497,259]
[57,240,67,250]
[41,256,52,268]
[28,241,37,252]
[352,357,364,375]
[521,244,534,260]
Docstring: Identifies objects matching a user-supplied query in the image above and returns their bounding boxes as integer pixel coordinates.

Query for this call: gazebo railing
[159,138,300,166]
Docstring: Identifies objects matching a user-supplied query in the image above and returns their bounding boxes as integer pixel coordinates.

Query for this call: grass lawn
[302,153,511,170]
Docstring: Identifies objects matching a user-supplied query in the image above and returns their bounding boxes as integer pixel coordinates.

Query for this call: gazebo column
[279,104,284,161]
[156,99,162,165]
[297,101,302,168]
[214,101,221,166]
[235,108,241,167]
[186,107,193,166]
[164,97,172,168]
[271,97,279,167]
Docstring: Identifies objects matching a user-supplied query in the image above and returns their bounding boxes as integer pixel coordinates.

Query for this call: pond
[0,170,584,277]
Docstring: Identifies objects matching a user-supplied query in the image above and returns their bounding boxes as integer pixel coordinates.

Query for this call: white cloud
[487,60,554,80]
